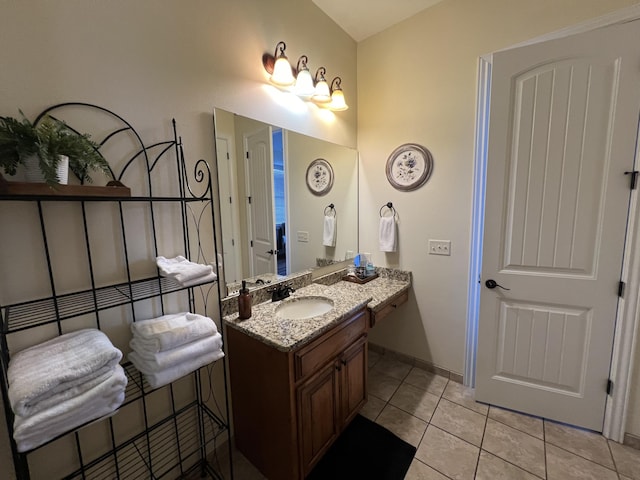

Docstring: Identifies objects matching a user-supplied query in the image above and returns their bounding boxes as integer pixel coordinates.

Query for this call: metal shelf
[2,276,217,334]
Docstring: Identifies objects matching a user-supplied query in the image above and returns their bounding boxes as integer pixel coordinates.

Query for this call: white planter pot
[24,155,69,184]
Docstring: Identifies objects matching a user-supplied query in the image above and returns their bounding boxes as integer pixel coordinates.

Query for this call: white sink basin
[275,296,334,320]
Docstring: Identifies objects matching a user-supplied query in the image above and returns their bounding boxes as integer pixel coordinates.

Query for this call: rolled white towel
[130,349,225,389]
[130,313,218,353]
[8,329,123,417]
[156,255,213,284]
[130,333,223,371]
[13,364,127,453]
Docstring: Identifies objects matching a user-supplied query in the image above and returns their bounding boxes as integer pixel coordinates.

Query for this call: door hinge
[248,196,252,204]
[231,239,235,246]
[607,379,614,395]
[226,152,230,160]
[246,151,249,159]
[618,281,626,298]
[250,240,253,247]
[625,170,638,190]
[229,196,232,204]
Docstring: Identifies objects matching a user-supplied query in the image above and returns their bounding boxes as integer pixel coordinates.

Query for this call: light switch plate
[429,239,451,256]
[297,231,309,243]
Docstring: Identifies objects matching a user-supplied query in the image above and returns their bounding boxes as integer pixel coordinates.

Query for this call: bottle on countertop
[238,280,252,320]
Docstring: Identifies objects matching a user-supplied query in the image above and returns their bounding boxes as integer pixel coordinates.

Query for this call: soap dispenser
[238,281,252,320]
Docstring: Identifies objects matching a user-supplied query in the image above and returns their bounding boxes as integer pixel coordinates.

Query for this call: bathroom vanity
[224,271,411,479]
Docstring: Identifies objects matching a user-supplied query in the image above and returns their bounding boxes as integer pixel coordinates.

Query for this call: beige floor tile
[372,355,413,380]
[544,420,614,469]
[389,382,441,422]
[368,349,382,369]
[404,367,449,396]
[404,459,450,480]
[482,418,545,478]
[609,439,640,480]
[415,425,479,480]
[442,381,489,416]
[546,443,617,480]
[368,368,402,401]
[475,450,542,480]
[430,398,486,446]
[359,393,386,421]
[488,406,543,439]
[375,404,427,447]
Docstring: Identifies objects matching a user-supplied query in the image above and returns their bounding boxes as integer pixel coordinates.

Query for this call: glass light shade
[295,68,315,98]
[271,56,295,87]
[329,89,348,111]
[312,80,331,104]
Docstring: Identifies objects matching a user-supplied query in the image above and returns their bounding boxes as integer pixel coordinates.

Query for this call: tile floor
[215,350,640,479]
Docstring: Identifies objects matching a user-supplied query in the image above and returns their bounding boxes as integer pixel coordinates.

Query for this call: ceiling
[312,0,446,42]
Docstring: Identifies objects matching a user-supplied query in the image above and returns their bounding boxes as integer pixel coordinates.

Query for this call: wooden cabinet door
[298,361,339,476]
[338,335,368,426]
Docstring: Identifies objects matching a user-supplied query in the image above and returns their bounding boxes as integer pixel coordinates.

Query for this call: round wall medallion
[385,143,434,191]
[306,158,334,196]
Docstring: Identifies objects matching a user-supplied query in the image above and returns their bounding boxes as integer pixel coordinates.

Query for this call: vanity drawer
[371,290,409,327]
[294,309,368,381]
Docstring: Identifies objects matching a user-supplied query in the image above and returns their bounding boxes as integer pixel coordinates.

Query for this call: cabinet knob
[335,365,341,371]
[341,359,347,366]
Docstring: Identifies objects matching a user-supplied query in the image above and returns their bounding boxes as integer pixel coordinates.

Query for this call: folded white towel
[8,329,123,417]
[13,364,127,453]
[129,349,224,389]
[14,367,117,418]
[322,215,337,247]
[156,255,213,284]
[130,333,223,371]
[130,313,218,353]
[379,215,397,252]
[180,270,217,287]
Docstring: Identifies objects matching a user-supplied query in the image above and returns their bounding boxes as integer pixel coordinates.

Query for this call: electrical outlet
[429,239,451,256]
[297,231,309,243]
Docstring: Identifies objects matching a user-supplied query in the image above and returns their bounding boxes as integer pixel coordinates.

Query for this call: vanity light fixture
[328,77,348,111]
[294,55,315,99]
[263,41,295,87]
[311,67,331,104]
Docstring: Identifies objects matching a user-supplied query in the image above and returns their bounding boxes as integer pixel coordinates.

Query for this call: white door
[245,127,277,276]
[476,20,640,431]
[216,135,241,284]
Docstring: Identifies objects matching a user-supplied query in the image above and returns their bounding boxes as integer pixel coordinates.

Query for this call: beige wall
[357,0,639,429]
[0,0,356,477]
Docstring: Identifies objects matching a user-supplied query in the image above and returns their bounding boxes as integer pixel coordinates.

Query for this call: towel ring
[379,202,397,218]
[324,203,336,216]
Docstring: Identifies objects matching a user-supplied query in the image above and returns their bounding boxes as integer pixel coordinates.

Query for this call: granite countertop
[223,271,412,352]
[224,283,373,352]
[337,276,411,312]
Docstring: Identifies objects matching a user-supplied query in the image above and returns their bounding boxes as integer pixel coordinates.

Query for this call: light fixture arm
[296,55,309,72]
[330,77,343,92]
[274,41,287,59]
[314,67,327,84]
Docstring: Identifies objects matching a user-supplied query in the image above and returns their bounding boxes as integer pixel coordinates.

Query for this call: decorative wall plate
[385,143,434,191]
[306,158,334,196]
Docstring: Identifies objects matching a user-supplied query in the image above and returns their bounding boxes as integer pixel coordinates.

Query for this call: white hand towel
[8,329,123,417]
[379,215,397,252]
[130,333,223,371]
[13,364,127,453]
[156,255,214,283]
[130,349,225,389]
[130,313,218,353]
[322,215,336,247]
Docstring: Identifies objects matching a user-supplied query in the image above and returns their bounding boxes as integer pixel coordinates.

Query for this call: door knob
[485,279,510,290]
[266,249,278,255]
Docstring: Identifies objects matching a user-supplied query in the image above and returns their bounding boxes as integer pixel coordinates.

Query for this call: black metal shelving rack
[0,103,233,479]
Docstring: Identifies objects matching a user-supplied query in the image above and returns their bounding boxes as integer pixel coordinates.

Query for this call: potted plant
[0,112,113,186]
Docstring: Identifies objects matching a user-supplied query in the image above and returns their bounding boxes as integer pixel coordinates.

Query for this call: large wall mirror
[213,108,359,296]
